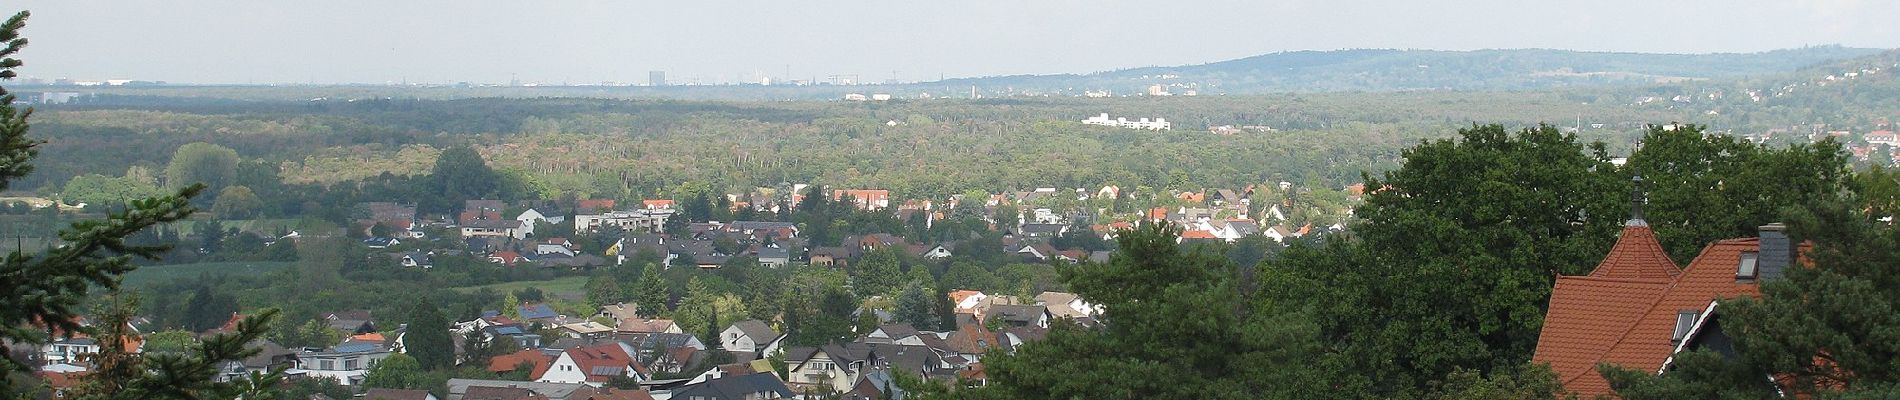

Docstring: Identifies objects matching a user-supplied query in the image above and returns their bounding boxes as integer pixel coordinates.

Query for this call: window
[1672,311,1698,342]
[318,360,334,370]
[1737,251,1759,280]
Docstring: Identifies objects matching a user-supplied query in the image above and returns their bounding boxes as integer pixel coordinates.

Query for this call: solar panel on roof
[590,366,622,376]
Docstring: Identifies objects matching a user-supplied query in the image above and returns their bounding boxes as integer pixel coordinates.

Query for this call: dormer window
[1737,251,1759,281]
[1672,310,1698,342]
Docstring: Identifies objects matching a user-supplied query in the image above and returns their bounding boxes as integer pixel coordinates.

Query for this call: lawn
[451,276,591,299]
[121,261,295,287]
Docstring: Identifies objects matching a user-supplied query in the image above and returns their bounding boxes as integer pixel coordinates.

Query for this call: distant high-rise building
[649,71,667,87]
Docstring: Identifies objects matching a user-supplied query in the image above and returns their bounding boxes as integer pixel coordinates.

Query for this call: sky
[7,0,1899,85]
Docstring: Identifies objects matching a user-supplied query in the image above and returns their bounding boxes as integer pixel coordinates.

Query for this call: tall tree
[404,299,454,370]
[69,295,282,400]
[852,248,903,297]
[1260,124,1626,395]
[362,353,429,390]
[428,145,500,214]
[893,282,934,330]
[977,223,1336,399]
[163,142,239,192]
[1625,124,1850,261]
[210,185,263,219]
[634,263,669,318]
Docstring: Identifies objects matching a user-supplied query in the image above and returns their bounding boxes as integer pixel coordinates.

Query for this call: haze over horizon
[10,0,1899,85]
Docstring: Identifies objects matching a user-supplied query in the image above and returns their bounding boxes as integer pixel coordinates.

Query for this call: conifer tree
[0,14,276,398]
[405,299,454,370]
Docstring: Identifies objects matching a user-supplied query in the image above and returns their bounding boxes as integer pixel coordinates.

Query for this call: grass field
[121,261,295,287]
[451,276,591,299]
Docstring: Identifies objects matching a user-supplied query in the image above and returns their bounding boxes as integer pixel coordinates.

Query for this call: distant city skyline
[6,0,1899,85]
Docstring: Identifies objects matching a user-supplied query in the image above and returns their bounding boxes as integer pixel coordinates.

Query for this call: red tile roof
[488,349,554,380]
[1534,233,1771,397]
[568,343,641,382]
[1180,230,1216,239]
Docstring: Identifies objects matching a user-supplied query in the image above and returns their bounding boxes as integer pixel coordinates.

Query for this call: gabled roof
[488,349,555,379]
[669,372,795,400]
[566,343,638,382]
[518,303,558,320]
[728,320,779,343]
[1533,236,1774,397]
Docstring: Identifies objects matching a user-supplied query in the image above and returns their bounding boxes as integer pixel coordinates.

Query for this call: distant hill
[940,46,1887,95]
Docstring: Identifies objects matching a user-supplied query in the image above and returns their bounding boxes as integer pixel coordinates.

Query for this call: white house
[574,209,672,233]
[513,208,565,237]
[539,343,642,385]
[460,219,524,240]
[1080,113,1171,130]
[719,320,785,360]
[295,341,391,385]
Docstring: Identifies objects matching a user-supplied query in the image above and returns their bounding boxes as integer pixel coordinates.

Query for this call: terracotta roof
[1588,223,1681,280]
[1180,230,1217,239]
[350,332,386,343]
[1534,237,1772,397]
[487,349,554,379]
[567,343,639,382]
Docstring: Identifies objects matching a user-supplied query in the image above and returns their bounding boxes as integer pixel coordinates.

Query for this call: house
[1015,242,1056,262]
[783,344,873,393]
[363,237,401,249]
[38,330,143,371]
[984,305,1050,329]
[1868,130,1898,146]
[642,199,674,210]
[1530,210,1791,397]
[320,310,377,334]
[718,320,784,360]
[1014,223,1067,238]
[1034,291,1100,319]
[574,209,672,234]
[858,233,904,249]
[831,189,892,211]
[616,318,683,335]
[577,199,618,213]
[755,247,790,268]
[359,202,420,238]
[863,323,927,346]
[948,290,988,314]
[295,340,392,385]
[396,251,435,268]
[462,219,525,240]
[916,243,953,259]
[363,388,438,400]
[489,251,528,266]
[534,244,575,257]
[216,340,296,383]
[598,303,641,322]
[665,372,795,400]
[557,321,615,340]
[514,208,564,238]
[539,343,645,384]
[808,247,852,268]
[486,348,555,380]
[515,303,562,324]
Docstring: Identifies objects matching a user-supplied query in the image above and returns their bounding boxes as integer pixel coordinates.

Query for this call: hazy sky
[7,0,1898,84]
